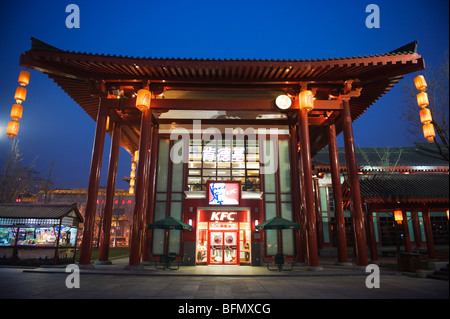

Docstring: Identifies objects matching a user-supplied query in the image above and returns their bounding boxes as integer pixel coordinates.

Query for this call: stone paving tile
[1,262,449,300]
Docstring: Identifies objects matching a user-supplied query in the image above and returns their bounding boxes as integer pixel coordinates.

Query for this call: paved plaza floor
[0,256,448,301]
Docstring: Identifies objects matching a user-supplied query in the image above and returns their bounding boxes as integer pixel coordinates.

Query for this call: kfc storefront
[21,38,425,268]
[181,180,262,266]
[196,208,251,265]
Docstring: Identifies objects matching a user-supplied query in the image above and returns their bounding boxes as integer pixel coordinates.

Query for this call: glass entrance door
[209,231,238,264]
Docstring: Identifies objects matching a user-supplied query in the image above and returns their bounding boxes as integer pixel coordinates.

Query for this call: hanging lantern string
[6,70,30,138]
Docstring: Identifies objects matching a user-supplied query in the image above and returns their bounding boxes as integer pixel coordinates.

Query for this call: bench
[265,254,296,272]
[168,253,186,270]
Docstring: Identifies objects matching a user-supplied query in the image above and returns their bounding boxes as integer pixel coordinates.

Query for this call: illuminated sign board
[197,209,249,223]
[208,182,240,205]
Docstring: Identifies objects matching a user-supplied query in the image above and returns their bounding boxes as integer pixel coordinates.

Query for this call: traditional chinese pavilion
[20,38,427,268]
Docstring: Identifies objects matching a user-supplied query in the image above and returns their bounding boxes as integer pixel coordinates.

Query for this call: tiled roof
[20,38,425,156]
[314,143,449,172]
[357,174,449,202]
[0,203,83,221]
[28,37,419,62]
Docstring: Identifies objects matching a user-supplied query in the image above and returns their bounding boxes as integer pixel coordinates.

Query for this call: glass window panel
[320,187,328,212]
[322,215,330,243]
[265,202,277,220]
[189,169,201,176]
[231,177,245,184]
[152,229,164,255]
[169,230,180,254]
[171,193,182,201]
[170,202,182,220]
[280,194,291,202]
[265,194,276,202]
[266,230,278,256]
[217,162,230,168]
[247,169,259,177]
[172,163,183,193]
[187,177,201,184]
[278,140,291,193]
[203,169,216,176]
[155,193,167,201]
[281,202,292,220]
[217,169,230,176]
[203,162,216,169]
[246,178,260,191]
[282,229,294,256]
[232,162,246,169]
[246,162,259,169]
[156,139,170,192]
[264,173,276,194]
[217,147,231,162]
[373,213,379,242]
[154,202,166,221]
[232,170,245,177]
[202,146,216,162]
[232,147,245,162]
[188,161,202,169]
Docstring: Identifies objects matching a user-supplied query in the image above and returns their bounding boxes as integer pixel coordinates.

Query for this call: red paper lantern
[6,121,20,138]
[419,108,432,124]
[18,70,30,86]
[10,104,23,121]
[136,89,151,111]
[299,90,314,112]
[416,92,429,108]
[414,75,427,91]
[423,123,435,143]
[14,87,27,104]
[394,210,403,223]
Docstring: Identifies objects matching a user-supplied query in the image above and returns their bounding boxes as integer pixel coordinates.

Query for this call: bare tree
[401,52,449,161]
[41,161,56,204]
[358,147,404,173]
[0,139,37,203]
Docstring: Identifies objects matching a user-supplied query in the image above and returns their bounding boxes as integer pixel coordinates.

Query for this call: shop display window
[0,227,17,246]
[18,227,57,246]
[188,139,260,192]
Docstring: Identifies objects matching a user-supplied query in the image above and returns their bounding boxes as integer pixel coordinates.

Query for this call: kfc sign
[208,182,240,205]
[210,212,238,221]
[197,209,250,223]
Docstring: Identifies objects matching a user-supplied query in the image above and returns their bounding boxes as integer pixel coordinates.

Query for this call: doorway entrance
[196,208,251,265]
[210,231,238,264]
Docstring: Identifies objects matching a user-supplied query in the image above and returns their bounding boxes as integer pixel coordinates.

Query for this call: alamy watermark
[65,264,80,288]
[169,120,279,175]
[65,4,80,29]
[365,264,380,288]
[365,4,380,29]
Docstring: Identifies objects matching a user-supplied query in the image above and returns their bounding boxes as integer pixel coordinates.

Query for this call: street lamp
[275,94,292,110]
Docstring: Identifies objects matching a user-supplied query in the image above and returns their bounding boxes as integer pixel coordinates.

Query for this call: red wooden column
[142,125,159,263]
[289,125,304,262]
[422,206,436,259]
[401,210,412,252]
[341,98,368,267]
[97,122,121,263]
[327,124,349,264]
[313,178,324,249]
[364,204,378,262]
[129,107,153,266]
[79,100,108,266]
[411,210,422,248]
[298,108,320,268]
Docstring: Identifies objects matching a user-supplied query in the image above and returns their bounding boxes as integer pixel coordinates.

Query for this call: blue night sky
[0,0,448,189]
